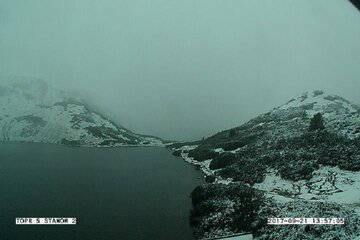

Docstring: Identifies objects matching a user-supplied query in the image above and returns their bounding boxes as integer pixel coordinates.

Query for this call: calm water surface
[0,142,204,240]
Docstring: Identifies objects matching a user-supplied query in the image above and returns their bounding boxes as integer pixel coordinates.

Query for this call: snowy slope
[0,77,163,147]
[278,90,360,139]
[173,90,360,180]
[169,90,360,239]
[229,90,360,147]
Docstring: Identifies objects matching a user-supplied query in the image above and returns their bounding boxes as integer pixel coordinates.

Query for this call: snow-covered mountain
[170,90,360,239]
[0,77,163,147]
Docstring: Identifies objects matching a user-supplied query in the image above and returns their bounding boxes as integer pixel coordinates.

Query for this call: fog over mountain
[1,0,360,141]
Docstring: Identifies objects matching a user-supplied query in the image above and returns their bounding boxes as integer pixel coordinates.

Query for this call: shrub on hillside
[229,129,236,138]
[172,149,181,157]
[219,160,266,185]
[190,183,265,239]
[209,152,237,170]
[309,113,325,131]
[231,186,265,232]
[279,160,319,181]
[188,145,219,161]
[272,131,360,172]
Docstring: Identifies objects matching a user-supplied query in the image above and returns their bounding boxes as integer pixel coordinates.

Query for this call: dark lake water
[0,142,204,240]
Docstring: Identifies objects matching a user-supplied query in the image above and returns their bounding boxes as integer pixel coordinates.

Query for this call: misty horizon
[1,0,360,141]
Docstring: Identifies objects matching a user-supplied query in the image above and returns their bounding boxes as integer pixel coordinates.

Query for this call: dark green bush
[189,183,265,238]
[279,160,319,181]
[209,152,237,170]
[231,186,264,232]
[205,175,216,183]
[229,129,236,138]
[219,160,266,185]
[190,201,217,227]
[272,131,360,172]
[309,113,325,131]
[172,149,181,157]
[190,185,208,206]
[188,145,219,161]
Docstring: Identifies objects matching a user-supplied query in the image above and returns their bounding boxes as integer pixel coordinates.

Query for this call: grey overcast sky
[0,0,360,141]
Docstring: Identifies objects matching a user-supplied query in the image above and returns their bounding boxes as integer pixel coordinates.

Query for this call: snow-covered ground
[278,90,360,139]
[179,142,360,215]
[0,77,163,147]
[179,143,360,213]
[254,167,360,211]
[179,145,234,185]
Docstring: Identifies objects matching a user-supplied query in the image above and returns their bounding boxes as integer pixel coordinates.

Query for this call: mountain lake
[0,142,204,240]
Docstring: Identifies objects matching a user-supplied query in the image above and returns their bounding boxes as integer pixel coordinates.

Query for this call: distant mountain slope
[169,90,360,239]
[0,77,163,147]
